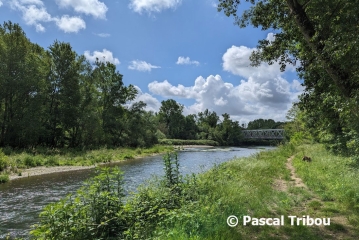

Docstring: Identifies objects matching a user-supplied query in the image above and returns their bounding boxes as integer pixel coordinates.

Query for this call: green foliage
[0,173,9,183]
[217,0,359,156]
[31,152,200,239]
[247,118,283,130]
[31,167,125,239]
[0,21,159,149]
[0,149,9,171]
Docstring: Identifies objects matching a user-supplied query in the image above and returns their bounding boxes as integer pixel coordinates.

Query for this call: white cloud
[128,86,162,112]
[128,60,161,72]
[55,0,108,19]
[18,0,44,5]
[147,44,303,122]
[149,74,301,122]
[84,49,120,65]
[149,80,198,98]
[35,23,45,32]
[0,1,2,7]
[55,15,86,33]
[176,56,200,66]
[9,0,87,33]
[266,32,275,42]
[10,0,53,32]
[94,33,111,37]
[222,45,284,79]
[129,0,182,14]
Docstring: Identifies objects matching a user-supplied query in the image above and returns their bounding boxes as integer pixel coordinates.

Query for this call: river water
[0,146,275,239]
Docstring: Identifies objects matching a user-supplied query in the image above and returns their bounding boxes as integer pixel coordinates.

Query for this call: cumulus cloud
[0,1,3,7]
[55,15,86,33]
[84,49,120,65]
[10,0,53,32]
[9,0,87,33]
[147,44,303,122]
[176,56,200,66]
[56,0,108,19]
[129,0,182,14]
[128,60,161,72]
[149,80,198,98]
[127,86,161,112]
[149,74,301,122]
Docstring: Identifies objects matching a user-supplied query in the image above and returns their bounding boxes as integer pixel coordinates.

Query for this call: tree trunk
[286,0,351,97]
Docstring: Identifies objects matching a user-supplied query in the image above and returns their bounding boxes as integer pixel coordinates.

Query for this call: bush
[31,167,126,239]
[0,174,9,183]
[24,156,37,167]
[45,156,59,166]
[31,152,200,239]
[0,150,9,171]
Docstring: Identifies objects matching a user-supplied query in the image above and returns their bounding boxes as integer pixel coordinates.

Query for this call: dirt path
[272,156,357,239]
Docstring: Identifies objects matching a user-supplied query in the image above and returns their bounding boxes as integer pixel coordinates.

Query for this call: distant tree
[158,99,185,139]
[247,119,281,130]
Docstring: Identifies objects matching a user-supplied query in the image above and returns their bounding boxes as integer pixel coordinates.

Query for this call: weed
[0,174,9,183]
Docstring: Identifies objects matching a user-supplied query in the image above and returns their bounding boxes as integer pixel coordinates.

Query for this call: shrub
[0,150,9,171]
[0,174,9,183]
[24,156,37,167]
[45,156,59,166]
[31,167,126,239]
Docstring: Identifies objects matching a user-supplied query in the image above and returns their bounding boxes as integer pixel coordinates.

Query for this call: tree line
[0,21,284,149]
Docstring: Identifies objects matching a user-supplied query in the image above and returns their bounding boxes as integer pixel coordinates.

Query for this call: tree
[197,109,220,141]
[158,99,185,139]
[217,0,359,98]
[0,21,49,147]
[217,0,359,155]
[92,60,137,146]
[46,40,83,147]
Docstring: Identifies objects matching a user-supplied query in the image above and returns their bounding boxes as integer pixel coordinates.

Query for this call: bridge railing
[242,129,285,140]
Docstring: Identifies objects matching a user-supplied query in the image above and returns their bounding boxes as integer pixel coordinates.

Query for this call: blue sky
[0,0,303,124]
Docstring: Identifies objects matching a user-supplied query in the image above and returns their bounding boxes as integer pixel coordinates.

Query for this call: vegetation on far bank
[0,145,173,183]
[159,139,219,146]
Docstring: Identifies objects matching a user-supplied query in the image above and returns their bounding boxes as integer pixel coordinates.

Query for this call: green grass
[149,143,359,239]
[0,145,173,178]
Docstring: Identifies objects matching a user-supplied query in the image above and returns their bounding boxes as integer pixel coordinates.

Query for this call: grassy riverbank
[30,143,359,239]
[151,143,359,239]
[0,145,173,182]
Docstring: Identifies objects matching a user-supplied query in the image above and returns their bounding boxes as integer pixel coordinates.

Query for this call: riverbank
[0,145,174,182]
[152,143,359,239]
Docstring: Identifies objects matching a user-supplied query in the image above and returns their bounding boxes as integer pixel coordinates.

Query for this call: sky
[0,0,304,124]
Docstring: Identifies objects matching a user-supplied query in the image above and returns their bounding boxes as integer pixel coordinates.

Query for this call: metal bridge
[242,129,285,140]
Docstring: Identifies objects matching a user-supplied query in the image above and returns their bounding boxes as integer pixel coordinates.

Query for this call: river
[0,146,275,239]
